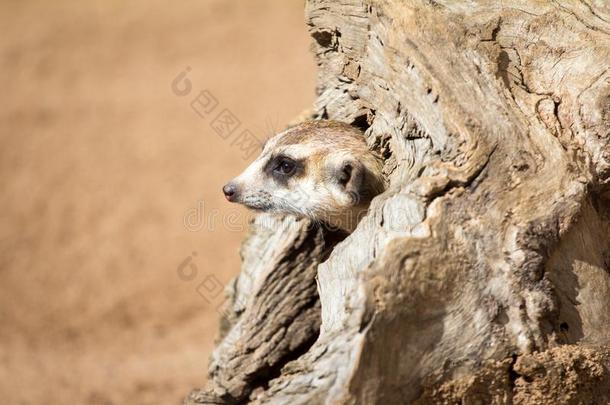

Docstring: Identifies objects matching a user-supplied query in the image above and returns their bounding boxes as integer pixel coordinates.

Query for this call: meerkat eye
[274,158,297,176]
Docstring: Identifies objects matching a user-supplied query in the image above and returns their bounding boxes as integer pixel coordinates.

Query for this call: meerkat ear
[335,159,364,201]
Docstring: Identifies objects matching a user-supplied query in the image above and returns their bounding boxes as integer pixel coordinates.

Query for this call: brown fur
[273,121,367,148]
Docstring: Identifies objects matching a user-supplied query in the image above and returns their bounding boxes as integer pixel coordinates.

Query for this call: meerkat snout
[222,183,238,202]
[222,120,384,232]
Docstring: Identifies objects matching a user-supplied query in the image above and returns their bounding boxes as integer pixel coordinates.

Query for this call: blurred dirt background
[0,1,315,403]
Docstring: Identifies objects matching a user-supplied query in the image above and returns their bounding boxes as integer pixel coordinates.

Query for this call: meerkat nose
[222,183,238,201]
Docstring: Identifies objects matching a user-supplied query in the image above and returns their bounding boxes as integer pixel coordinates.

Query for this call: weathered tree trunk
[186,1,610,404]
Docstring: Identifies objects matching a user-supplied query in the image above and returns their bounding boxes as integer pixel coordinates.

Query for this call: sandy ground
[0,1,315,403]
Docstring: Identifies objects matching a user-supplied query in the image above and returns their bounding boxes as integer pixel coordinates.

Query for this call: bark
[186,1,610,404]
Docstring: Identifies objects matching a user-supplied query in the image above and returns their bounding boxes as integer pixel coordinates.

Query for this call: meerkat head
[222,120,384,232]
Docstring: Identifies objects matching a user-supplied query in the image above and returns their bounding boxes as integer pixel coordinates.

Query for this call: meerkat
[222,120,384,232]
